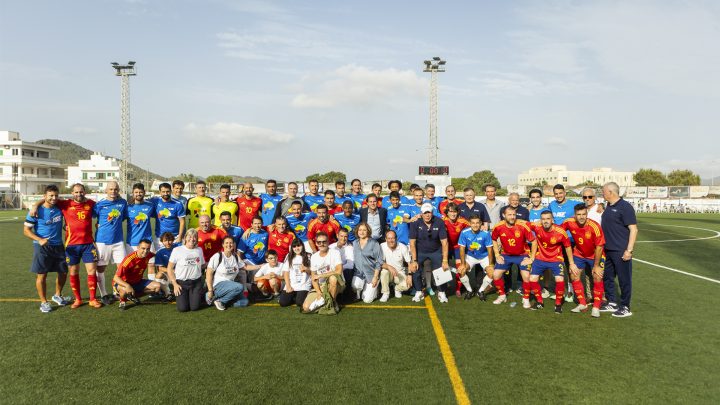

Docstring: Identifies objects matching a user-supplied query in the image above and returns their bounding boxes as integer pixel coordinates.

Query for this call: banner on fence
[668,186,689,198]
[624,187,648,198]
[647,186,668,198]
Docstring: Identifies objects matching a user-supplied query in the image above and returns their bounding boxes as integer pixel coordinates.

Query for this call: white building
[67,153,121,192]
[0,130,65,194]
[518,165,636,187]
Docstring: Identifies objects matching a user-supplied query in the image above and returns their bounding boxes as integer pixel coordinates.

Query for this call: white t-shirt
[311,249,343,284]
[381,242,411,275]
[282,255,312,291]
[587,204,603,225]
[255,262,283,279]
[329,242,354,270]
[168,246,205,281]
[207,251,245,287]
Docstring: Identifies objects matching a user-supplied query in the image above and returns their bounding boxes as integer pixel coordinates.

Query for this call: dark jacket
[359,207,388,242]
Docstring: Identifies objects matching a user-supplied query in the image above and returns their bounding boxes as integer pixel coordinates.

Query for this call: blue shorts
[65,244,98,265]
[30,244,68,274]
[449,248,461,264]
[574,256,605,271]
[495,254,531,272]
[114,279,152,295]
[531,260,564,277]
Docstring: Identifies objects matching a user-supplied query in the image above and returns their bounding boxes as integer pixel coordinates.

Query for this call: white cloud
[291,64,427,109]
[544,136,568,147]
[183,122,295,148]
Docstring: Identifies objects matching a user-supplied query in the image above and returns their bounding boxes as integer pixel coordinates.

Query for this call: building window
[97,172,106,180]
[82,172,88,180]
[12,149,18,156]
[562,177,568,182]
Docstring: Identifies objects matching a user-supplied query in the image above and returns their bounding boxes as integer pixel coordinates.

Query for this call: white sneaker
[493,295,507,305]
[522,298,531,309]
[571,304,588,313]
[541,288,550,299]
[437,291,448,303]
[356,290,362,300]
[309,297,325,312]
[379,293,390,303]
[394,289,403,299]
[412,291,424,302]
[214,300,226,311]
[591,307,600,318]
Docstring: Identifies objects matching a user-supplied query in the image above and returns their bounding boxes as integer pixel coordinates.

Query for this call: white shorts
[465,255,490,269]
[97,242,128,266]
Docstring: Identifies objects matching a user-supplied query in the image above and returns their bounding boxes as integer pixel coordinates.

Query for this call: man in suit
[359,193,387,243]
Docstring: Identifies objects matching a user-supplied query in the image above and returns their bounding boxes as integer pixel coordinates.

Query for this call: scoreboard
[418,166,449,176]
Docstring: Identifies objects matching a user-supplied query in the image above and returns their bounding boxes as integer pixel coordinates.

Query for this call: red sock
[571,280,587,306]
[522,281,530,300]
[593,281,604,309]
[555,282,565,306]
[493,278,506,296]
[531,281,543,303]
[455,274,462,293]
[70,273,82,301]
[87,274,98,301]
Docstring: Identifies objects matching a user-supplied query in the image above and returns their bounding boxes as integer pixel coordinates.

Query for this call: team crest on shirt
[211,235,216,241]
[84,205,90,210]
[283,237,289,243]
[585,231,592,239]
[550,237,557,244]
[514,231,521,238]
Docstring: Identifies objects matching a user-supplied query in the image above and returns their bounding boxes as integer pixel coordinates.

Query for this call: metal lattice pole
[423,57,445,166]
[111,61,136,196]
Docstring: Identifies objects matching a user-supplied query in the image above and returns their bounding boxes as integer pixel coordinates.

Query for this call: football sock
[522,281,531,300]
[455,274,462,293]
[555,282,565,306]
[571,280,587,306]
[459,275,472,292]
[493,278,506,296]
[87,274,98,301]
[96,272,107,297]
[593,281,604,309]
[70,274,82,301]
[531,281,543,303]
[479,275,493,292]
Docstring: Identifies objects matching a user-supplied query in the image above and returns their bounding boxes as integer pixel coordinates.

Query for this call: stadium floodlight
[422,56,446,166]
[111,61,137,196]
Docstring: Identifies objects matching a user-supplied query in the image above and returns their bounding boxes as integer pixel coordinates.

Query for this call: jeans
[214,280,248,308]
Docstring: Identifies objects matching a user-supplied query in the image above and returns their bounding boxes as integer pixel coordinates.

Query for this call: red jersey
[492,220,535,256]
[561,218,605,260]
[236,196,262,230]
[443,217,470,249]
[198,227,227,262]
[307,218,341,245]
[439,198,463,216]
[117,251,155,285]
[57,198,96,246]
[268,230,296,262]
[529,223,570,262]
[327,205,343,215]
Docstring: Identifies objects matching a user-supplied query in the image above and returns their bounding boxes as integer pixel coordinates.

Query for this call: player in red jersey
[491,206,536,307]
[268,216,296,261]
[442,202,470,297]
[197,215,227,263]
[527,211,579,313]
[54,183,102,308]
[561,204,606,317]
[236,182,262,230]
[323,190,343,215]
[439,184,463,215]
[307,204,342,252]
[113,239,161,310]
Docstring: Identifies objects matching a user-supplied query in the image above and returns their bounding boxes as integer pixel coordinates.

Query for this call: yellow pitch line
[424,296,471,405]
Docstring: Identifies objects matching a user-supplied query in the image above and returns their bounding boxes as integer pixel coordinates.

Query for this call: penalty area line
[635,258,720,285]
[424,296,471,405]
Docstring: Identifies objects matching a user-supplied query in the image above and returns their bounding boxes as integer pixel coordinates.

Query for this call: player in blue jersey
[285,200,317,250]
[548,184,577,225]
[423,184,443,217]
[23,185,70,312]
[385,191,415,245]
[303,179,325,213]
[259,179,283,227]
[349,178,366,211]
[153,182,186,248]
[241,216,269,266]
[126,183,156,250]
[334,200,361,242]
[171,179,187,207]
[334,180,352,207]
[218,210,244,249]
[405,187,425,219]
[93,181,128,305]
[457,215,496,301]
[150,232,176,300]
[382,180,412,208]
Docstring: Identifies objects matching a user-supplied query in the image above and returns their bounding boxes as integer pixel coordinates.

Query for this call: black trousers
[176,278,203,312]
[279,290,309,307]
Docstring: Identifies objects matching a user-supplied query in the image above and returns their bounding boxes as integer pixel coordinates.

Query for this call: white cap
[421,203,434,213]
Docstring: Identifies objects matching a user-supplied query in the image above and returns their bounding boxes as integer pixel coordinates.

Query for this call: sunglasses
[316,240,328,245]
[582,196,594,200]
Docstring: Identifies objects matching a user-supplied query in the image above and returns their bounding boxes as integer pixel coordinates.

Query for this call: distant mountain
[702,177,720,186]
[36,139,166,180]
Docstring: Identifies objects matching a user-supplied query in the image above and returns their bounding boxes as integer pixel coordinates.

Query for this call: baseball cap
[421,203,434,213]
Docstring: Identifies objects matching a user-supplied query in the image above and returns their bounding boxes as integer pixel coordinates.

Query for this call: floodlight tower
[423,57,446,166]
[111,61,136,195]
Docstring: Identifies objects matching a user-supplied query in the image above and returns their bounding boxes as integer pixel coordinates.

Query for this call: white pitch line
[636,224,720,243]
[635,258,720,284]
[0,217,20,222]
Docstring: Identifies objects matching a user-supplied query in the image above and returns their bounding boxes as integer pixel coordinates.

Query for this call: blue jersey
[549,200,577,225]
[241,230,269,264]
[405,204,423,219]
[335,194,352,208]
[93,198,128,244]
[303,194,325,212]
[126,201,156,246]
[171,194,187,207]
[154,246,175,269]
[260,193,283,227]
[286,212,316,242]
[349,193,366,211]
[153,197,186,237]
[222,225,245,249]
[528,206,545,223]
[424,197,443,217]
[457,228,494,260]
[382,195,412,209]
[386,205,414,245]
[25,205,64,245]
[334,212,361,241]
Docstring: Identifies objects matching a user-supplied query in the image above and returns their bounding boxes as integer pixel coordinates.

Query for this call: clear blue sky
[1,0,719,183]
